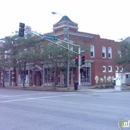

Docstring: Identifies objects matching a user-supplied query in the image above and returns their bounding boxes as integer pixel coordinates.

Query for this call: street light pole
[67,25,70,90]
[52,12,70,90]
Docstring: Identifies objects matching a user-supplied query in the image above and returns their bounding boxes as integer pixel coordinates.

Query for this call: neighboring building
[0,16,123,87]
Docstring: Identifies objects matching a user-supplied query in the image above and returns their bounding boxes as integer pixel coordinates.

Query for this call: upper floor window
[58,46,63,57]
[115,66,119,72]
[108,47,112,59]
[24,49,27,52]
[103,66,106,72]
[102,46,106,58]
[118,50,121,57]
[108,66,112,72]
[90,45,95,57]
[120,66,123,72]
[5,51,8,59]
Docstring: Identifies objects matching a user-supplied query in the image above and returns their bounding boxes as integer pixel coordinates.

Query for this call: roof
[56,16,77,24]
[124,37,130,43]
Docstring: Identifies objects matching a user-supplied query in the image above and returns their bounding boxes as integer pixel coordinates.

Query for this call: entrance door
[58,71,67,87]
[36,71,41,86]
[81,67,91,85]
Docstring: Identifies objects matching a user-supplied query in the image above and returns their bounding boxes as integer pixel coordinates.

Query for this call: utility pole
[78,46,81,89]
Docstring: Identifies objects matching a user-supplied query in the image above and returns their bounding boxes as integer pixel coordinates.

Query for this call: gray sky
[0,0,129,41]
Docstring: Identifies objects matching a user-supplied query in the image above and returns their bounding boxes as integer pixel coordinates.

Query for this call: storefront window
[44,68,54,82]
[4,71,9,83]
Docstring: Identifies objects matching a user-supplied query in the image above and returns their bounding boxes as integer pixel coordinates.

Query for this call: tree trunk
[2,69,5,87]
[54,67,58,89]
[22,61,26,88]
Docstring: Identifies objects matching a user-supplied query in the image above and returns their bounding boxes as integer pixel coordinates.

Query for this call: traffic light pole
[78,46,81,89]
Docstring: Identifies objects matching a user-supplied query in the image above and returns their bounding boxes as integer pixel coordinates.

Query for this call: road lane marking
[0,92,52,98]
[0,94,76,103]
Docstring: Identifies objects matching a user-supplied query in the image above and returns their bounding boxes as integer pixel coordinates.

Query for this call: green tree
[114,40,130,72]
[0,32,89,88]
[0,33,42,87]
[37,40,89,88]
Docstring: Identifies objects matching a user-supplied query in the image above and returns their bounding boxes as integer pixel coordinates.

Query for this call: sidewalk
[79,88,117,93]
[0,85,118,93]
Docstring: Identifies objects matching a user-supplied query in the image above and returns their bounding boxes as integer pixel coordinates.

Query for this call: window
[40,46,44,55]
[48,53,52,58]
[102,46,106,58]
[31,47,35,53]
[108,47,112,58]
[69,45,73,56]
[120,66,123,72]
[103,66,106,72]
[57,46,63,57]
[5,51,8,59]
[118,50,121,57]
[44,68,54,82]
[108,66,112,72]
[115,66,119,72]
[90,45,95,57]
[24,49,27,52]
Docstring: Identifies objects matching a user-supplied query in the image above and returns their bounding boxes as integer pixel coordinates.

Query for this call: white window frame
[108,66,112,72]
[108,47,112,59]
[5,51,8,59]
[102,46,106,58]
[120,66,123,72]
[40,46,44,55]
[24,48,27,52]
[90,45,95,57]
[103,66,106,72]
[115,66,119,72]
[118,50,121,57]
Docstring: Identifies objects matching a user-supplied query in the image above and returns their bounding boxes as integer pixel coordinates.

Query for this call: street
[0,88,130,130]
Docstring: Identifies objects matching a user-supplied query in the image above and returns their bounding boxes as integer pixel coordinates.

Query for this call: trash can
[74,82,78,90]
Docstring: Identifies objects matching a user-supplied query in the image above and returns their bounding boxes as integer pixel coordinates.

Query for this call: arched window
[90,45,95,57]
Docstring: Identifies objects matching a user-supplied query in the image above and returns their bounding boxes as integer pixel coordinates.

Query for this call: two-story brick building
[46,16,121,86]
[0,16,121,87]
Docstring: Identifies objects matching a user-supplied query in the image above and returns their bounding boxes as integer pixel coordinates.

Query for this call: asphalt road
[0,88,130,130]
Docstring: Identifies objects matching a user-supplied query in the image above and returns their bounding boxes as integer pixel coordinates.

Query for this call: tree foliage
[114,40,130,72]
[0,32,89,87]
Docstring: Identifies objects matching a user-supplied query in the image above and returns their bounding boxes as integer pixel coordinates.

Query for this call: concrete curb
[1,86,130,93]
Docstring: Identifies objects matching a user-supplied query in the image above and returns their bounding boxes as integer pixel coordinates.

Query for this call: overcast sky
[0,0,129,41]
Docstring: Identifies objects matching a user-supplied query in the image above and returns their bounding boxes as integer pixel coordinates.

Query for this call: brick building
[0,16,121,87]
[47,16,121,86]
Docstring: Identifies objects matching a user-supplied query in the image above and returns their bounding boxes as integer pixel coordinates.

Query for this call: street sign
[25,26,31,33]
[43,34,58,40]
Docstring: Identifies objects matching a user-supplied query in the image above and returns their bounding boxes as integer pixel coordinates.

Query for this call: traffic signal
[19,22,25,37]
[81,56,85,65]
[75,56,78,66]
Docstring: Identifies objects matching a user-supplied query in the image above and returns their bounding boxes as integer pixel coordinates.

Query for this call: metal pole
[67,21,70,90]
[78,46,81,89]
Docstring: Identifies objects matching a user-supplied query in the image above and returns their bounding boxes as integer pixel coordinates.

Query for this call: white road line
[0,92,52,98]
[0,94,76,103]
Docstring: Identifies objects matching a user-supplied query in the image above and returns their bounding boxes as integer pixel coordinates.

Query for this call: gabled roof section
[56,16,77,24]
